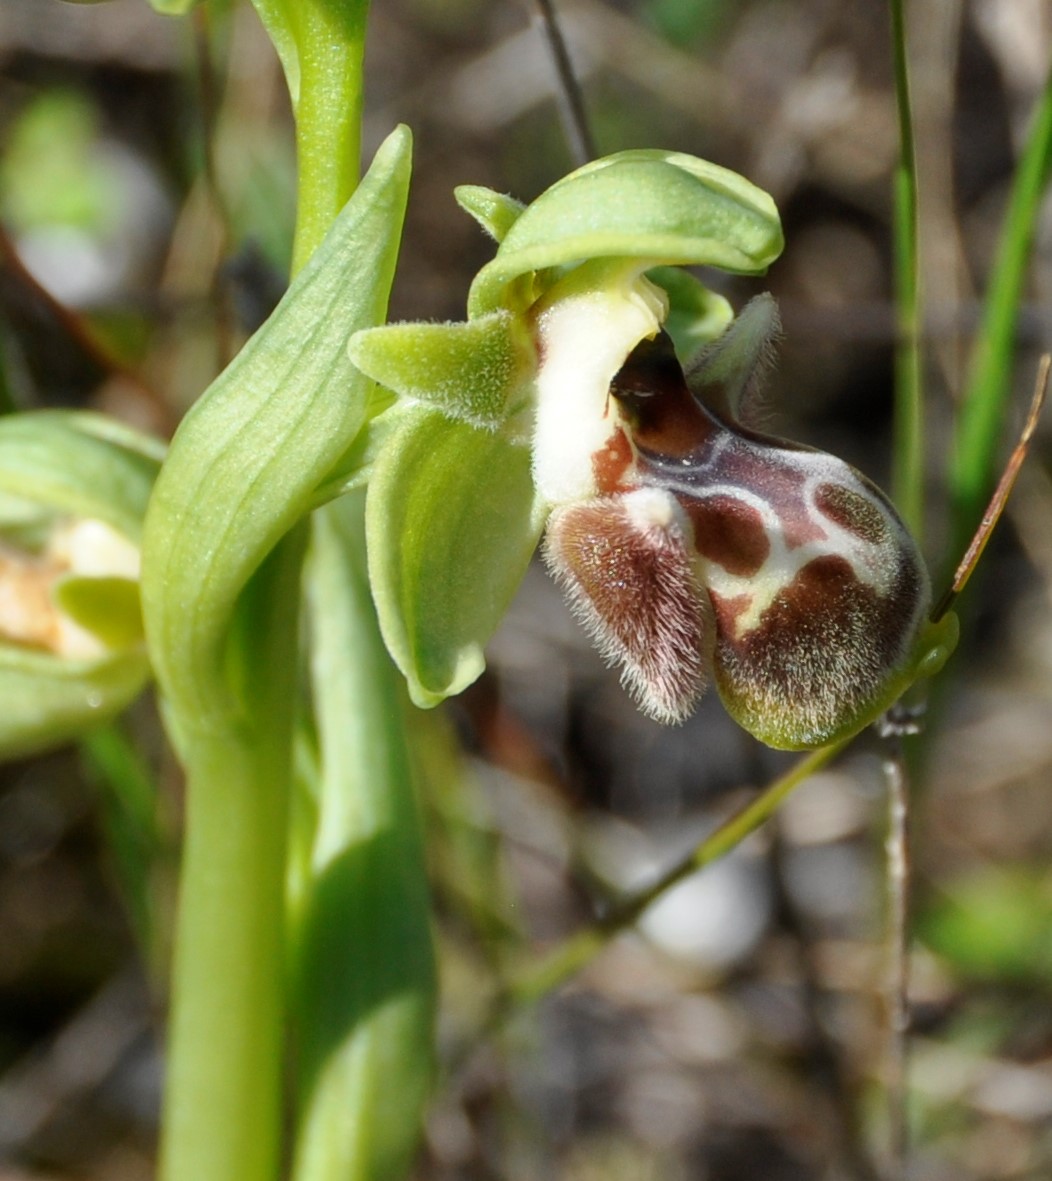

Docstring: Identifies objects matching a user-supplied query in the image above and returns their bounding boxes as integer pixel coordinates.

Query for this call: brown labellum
[545,306,935,747]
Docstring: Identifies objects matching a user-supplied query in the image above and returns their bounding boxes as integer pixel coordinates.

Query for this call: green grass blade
[889,0,924,539]
[948,63,1052,563]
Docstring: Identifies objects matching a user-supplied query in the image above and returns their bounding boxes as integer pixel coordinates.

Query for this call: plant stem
[153,4,381,1175]
[160,531,305,1181]
[507,739,850,1008]
[889,0,924,539]
[289,2,368,275]
[885,12,920,1173]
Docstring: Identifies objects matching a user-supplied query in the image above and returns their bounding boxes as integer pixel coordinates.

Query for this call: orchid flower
[350,149,957,750]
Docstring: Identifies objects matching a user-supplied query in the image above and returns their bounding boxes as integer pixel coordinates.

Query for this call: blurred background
[1,0,1052,1178]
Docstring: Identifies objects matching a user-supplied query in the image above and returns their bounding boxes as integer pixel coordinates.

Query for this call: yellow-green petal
[349,311,534,432]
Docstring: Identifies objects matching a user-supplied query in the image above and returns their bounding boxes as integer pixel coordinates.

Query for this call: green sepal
[142,126,412,726]
[53,575,144,649]
[454,185,526,244]
[348,311,534,432]
[647,266,733,364]
[468,149,783,317]
[0,644,149,762]
[366,407,545,708]
[0,411,161,544]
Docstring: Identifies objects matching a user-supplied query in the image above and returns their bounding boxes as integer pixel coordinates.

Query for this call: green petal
[366,408,544,708]
[469,149,783,316]
[53,575,144,649]
[647,266,733,363]
[454,185,526,244]
[348,311,533,431]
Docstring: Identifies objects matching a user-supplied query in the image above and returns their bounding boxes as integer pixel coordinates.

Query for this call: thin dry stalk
[527,0,596,165]
[879,721,913,1181]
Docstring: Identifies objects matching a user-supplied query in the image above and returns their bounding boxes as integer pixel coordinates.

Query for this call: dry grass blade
[933,353,1051,622]
[527,0,596,165]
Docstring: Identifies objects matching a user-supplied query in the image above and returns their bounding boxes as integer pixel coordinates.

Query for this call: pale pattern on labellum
[541,301,931,748]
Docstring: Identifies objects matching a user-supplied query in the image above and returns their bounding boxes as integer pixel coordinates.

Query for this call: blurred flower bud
[0,412,161,759]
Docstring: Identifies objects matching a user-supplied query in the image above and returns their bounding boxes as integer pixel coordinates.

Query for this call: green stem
[161,744,287,1181]
[156,6,373,1176]
[889,0,924,539]
[289,2,368,275]
[160,530,305,1181]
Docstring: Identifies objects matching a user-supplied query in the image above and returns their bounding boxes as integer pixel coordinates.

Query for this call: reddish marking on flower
[707,588,755,635]
[711,553,926,745]
[592,426,634,493]
[685,494,771,577]
[560,320,935,745]
[814,480,890,545]
[700,443,830,548]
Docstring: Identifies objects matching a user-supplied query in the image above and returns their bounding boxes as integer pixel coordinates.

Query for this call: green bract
[293,493,436,1181]
[350,148,782,711]
[0,412,161,760]
[142,126,412,729]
